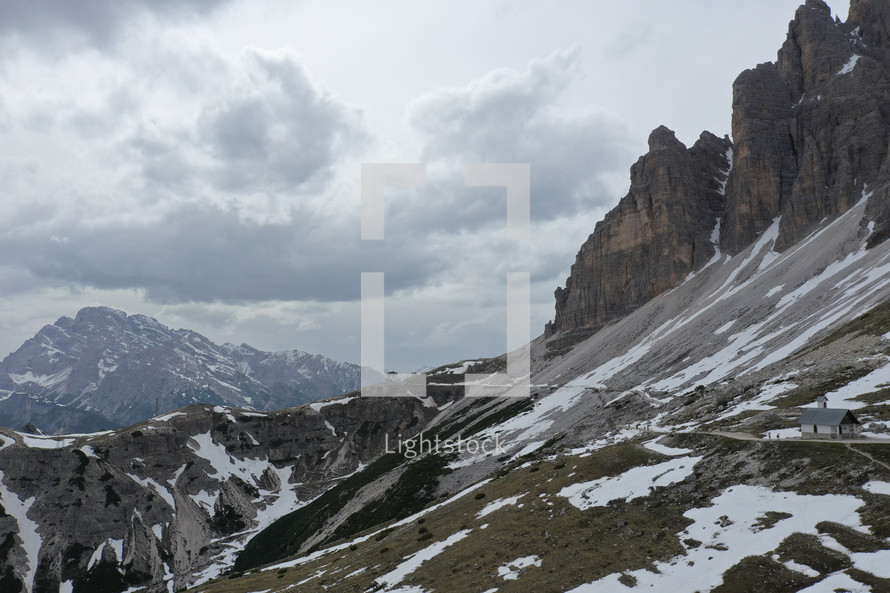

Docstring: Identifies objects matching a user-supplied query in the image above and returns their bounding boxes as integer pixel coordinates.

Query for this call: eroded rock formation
[549,0,890,343]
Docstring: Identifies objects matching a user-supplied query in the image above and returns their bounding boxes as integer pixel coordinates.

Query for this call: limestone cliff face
[549,0,890,341]
[725,0,890,253]
[0,396,444,593]
[546,128,731,342]
[719,62,796,254]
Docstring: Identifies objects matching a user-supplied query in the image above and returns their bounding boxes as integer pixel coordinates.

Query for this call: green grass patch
[816,521,889,553]
[322,453,452,547]
[774,532,851,574]
[752,511,792,532]
[858,494,890,539]
[853,388,890,405]
[233,452,405,572]
[847,567,890,593]
[711,555,818,593]
[851,444,890,468]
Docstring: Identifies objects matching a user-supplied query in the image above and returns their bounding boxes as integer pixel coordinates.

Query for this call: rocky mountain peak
[848,0,890,49]
[776,0,851,98]
[0,307,363,433]
[74,305,127,324]
[546,0,890,344]
[646,125,684,152]
[546,126,731,345]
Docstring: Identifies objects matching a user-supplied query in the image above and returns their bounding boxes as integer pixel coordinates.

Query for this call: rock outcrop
[548,0,890,343]
[0,394,447,593]
[546,128,731,342]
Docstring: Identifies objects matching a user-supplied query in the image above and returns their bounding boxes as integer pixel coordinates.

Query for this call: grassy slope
[191,434,890,593]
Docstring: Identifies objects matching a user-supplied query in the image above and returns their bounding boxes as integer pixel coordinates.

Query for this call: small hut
[798,395,861,440]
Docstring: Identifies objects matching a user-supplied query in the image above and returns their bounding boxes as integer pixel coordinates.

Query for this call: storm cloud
[0,0,830,369]
[0,0,233,53]
[407,46,633,221]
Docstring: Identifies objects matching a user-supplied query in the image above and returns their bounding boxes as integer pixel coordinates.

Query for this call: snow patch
[0,471,41,592]
[324,420,338,437]
[187,432,266,483]
[823,360,890,409]
[838,54,861,75]
[309,397,355,412]
[477,494,527,519]
[375,530,472,590]
[864,481,890,496]
[497,555,541,580]
[565,485,865,593]
[126,474,175,508]
[190,490,217,512]
[782,559,820,578]
[153,411,186,422]
[439,360,485,374]
[559,456,701,510]
[715,381,797,420]
[641,438,693,456]
[797,573,868,592]
[851,549,890,578]
[17,434,75,449]
[8,367,72,389]
[765,285,784,298]
[765,428,800,439]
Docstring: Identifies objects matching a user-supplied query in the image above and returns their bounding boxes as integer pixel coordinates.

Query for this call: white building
[798,395,861,440]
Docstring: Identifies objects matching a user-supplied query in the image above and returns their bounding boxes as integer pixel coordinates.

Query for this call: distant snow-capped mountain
[0,306,365,432]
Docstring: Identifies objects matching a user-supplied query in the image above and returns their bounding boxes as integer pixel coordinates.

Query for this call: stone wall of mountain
[545,128,731,344]
[0,395,444,593]
[0,307,366,432]
[547,0,890,343]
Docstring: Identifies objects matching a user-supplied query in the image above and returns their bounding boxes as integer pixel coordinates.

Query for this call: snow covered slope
[0,307,367,432]
[537,194,889,398]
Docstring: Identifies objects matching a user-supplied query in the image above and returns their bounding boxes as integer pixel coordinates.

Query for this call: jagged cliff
[0,394,448,593]
[546,128,731,345]
[548,0,890,342]
[0,307,366,432]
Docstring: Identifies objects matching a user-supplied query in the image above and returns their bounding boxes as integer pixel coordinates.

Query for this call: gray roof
[799,408,860,426]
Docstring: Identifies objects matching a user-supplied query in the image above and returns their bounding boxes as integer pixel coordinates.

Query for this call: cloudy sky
[0,0,849,371]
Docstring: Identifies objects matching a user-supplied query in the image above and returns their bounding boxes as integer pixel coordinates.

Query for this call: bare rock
[547,127,731,342]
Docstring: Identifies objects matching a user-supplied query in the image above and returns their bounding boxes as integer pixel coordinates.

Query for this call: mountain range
[2,1,890,592]
[0,307,365,434]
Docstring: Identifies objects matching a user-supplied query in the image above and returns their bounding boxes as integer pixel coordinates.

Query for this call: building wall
[800,423,860,439]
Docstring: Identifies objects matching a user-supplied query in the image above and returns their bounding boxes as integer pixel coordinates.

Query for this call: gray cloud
[407,46,634,222]
[0,200,447,303]
[197,48,368,193]
[0,0,233,53]
[0,46,627,311]
[602,24,653,58]
[0,0,841,371]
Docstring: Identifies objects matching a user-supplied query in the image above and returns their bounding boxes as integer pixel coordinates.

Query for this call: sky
[0,0,851,372]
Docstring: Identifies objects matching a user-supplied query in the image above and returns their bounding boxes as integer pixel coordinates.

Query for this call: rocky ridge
[546,128,731,345]
[0,391,453,593]
[0,307,366,432]
[548,0,890,343]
